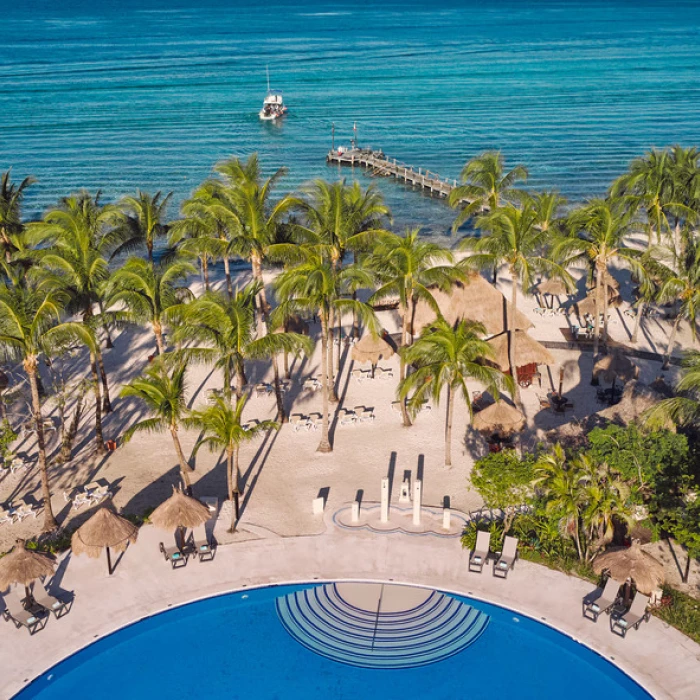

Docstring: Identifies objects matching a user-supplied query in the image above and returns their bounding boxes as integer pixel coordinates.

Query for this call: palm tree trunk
[98,300,114,349]
[602,274,610,344]
[592,262,605,360]
[201,256,210,292]
[317,311,332,453]
[170,426,193,494]
[327,305,338,403]
[60,383,87,463]
[153,321,165,355]
[223,254,233,299]
[272,354,286,423]
[336,314,342,372]
[26,364,57,532]
[445,384,455,467]
[90,354,106,456]
[399,307,412,427]
[251,253,269,326]
[95,345,112,413]
[147,240,154,265]
[663,316,682,369]
[235,360,247,400]
[227,446,238,532]
[631,300,645,343]
[509,269,521,405]
[573,522,584,561]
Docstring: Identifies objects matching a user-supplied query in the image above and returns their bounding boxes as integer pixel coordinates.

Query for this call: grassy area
[653,587,700,645]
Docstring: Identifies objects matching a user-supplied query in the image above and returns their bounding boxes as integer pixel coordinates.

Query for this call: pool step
[276,583,489,669]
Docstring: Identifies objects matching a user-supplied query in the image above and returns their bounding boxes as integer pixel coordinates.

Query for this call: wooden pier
[326,148,459,200]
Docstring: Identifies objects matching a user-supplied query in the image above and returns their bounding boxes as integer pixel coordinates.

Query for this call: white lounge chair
[493,536,518,578]
[0,506,16,525]
[290,414,311,432]
[13,501,36,521]
[610,593,651,637]
[469,531,491,573]
[2,589,47,635]
[88,485,112,506]
[308,413,324,430]
[255,383,272,397]
[338,409,357,425]
[64,490,91,510]
[376,367,394,380]
[32,580,70,619]
[582,577,621,622]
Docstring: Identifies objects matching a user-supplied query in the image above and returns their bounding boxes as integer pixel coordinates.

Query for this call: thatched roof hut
[537,278,568,296]
[575,292,622,317]
[72,507,139,575]
[472,400,526,435]
[486,331,555,371]
[593,541,665,595]
[0,540,55,597]
[150,489,211,531]
[411,275,533,336]
[351,334,394,365]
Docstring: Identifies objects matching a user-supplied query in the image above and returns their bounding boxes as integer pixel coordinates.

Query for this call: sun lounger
[1,589,47,635]
[64,490,91,509]
[32,580,70,619]
[338,409,356,425]
[88,485,112,505]
[13,501,36,521]
[493,536,518,578]
[0,506,16,525]
[610,592,651,637]
[159,541,188,569]
[376,367,394,380]
[582,577,621,622]
[9,458,30,475]
[351,368,369,382]
[354,407,375,423]
[308,413,324,430]
[190,524,216,562]
[290,413,311,432]
[255,383,272,397]
[469,530,491,573]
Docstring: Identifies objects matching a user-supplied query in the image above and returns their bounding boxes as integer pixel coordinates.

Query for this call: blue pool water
[2,0,700,237]
[16,584,652,699]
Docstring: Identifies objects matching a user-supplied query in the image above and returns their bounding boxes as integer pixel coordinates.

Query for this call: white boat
[259,67,287,121]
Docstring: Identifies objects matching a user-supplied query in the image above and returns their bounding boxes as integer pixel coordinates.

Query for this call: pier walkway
[326,148,461,200]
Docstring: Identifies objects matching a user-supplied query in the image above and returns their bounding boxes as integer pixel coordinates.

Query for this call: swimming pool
[16,582,652,700]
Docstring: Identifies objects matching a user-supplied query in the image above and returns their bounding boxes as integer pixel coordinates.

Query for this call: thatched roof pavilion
[411,275,532,336]
[537,278,568,296]
[593,541,665,595]
[351,333,394,365]
[594,351,639,384]
[150,489,211,531]
[0,540,55,598]
[472,400,526,435]
[486,331,555,372]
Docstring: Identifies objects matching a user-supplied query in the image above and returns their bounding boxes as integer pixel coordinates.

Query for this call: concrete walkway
[1,526,699,698]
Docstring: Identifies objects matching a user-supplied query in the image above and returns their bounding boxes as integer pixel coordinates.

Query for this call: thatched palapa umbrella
[538,277,568,298]
[472,400,525,435]
[575,291,621,318]
[593,351,639,392]
[150,488,210,547]
[71,507,139,575]
[411,275,533,337]
[351,333,394,376]
[486,330,555,373]
[593,541,665,595]
[0,539,55,600]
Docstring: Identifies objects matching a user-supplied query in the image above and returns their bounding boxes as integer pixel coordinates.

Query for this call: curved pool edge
[2,529,696,699]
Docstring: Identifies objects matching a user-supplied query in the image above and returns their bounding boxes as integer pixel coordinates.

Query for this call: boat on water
[259,67,287,121]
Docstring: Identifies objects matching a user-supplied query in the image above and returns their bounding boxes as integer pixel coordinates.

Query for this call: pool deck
[1,525,698,698]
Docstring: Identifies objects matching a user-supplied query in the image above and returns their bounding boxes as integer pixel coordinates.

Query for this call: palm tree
[117,190,173,264]
[120,358,194,493]
[534,444,586,560]
[106,256,196,354]
[212,154,296,318]
[644,350,700,429]
[398,319,509,467]
[558,199,642,360]
[0,170,35,263]
[169,192,225,293]
[173,285,312,420]
[461,201,569,402]
[274,249,378,451]
[655,239,700,367]
[449,151,528,232]
[29,191,125,409]
[368,228,462,425]
[186,396,277,531]
[0,282,87,531]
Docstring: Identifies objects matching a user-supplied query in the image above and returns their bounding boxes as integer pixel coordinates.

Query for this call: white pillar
[413,480,422,525]
[442,507,451,530]
[381,477,390,523]
[351,500,360,522]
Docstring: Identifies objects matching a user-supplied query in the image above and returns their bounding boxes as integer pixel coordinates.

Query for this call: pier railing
[326,148,461,200]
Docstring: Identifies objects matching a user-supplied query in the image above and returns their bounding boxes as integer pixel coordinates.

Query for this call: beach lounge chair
[308,413,324,430]
[190,524,216,562]
[376,367,394,380]
[1,589,47,635]
[493,536,518,578]
[0,506,16,525]
[159,541,188,569]
[338,408,357,425]
[290,413,311,432]
[13,501,36,521]
[255,383,272,397]
[469,531,491,573]
[32,580,70,619]
[88,485,112,506]
[610,592,651,638]
[582,577,621,622]
[355,407,375,423]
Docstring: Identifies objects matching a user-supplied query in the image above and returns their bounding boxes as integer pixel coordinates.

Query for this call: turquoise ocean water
[2,0,700,236]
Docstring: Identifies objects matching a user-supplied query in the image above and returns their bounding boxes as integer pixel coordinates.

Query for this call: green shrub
[654,586,700,645]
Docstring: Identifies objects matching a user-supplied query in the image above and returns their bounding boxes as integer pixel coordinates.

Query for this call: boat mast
[266,66,270,93]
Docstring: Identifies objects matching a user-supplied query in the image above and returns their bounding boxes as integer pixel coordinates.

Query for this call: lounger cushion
[618,618,628,628]
[172,552,182,559]
[26,616,37,624]
[590,603,600,613]
[498,561,508,569]
[199,545,209,551]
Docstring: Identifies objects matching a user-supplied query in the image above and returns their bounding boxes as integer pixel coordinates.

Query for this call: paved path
[1,526,699,698]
